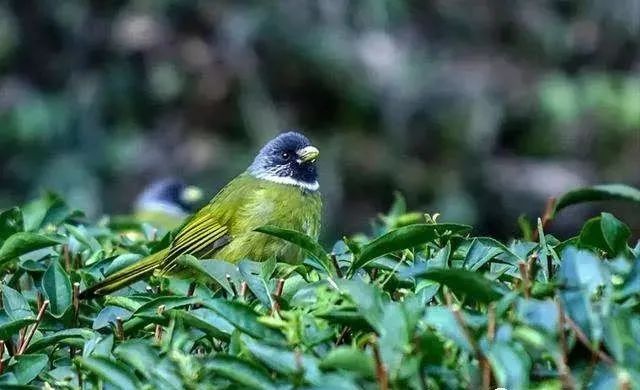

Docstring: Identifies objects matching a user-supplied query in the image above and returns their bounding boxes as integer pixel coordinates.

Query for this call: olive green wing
[158,174,258,274]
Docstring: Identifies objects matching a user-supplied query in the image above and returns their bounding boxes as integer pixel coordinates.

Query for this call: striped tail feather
[79,248,169,299]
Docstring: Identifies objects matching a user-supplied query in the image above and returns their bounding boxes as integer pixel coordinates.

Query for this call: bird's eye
[281,152,291,160]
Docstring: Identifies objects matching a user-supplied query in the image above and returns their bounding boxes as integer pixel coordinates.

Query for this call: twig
[63,245,71,272]
[371,339,389,390]
[370,268,378,282]
[115,317,125,341]
[565,315,614,365]
[484,303,496,389]
[17,300,49,355]
[226,274,237,297]
[518,262,530,298]
[36,291,44,312]
[271,279,285,315]
[336,326,351,345]
[186,282,196,297]
[0,340,5,375]
[531,197,556,241]
[155,305,166,343]
[330,254,343,278]
[239,281,248,299]
[73,283,80,324]
[444,289,491,390]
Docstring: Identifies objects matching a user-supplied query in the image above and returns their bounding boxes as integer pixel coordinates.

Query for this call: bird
[133,178,204,230]
[81,132,322,298]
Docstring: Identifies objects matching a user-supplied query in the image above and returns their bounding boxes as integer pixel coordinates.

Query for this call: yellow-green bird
[81,132,322,298]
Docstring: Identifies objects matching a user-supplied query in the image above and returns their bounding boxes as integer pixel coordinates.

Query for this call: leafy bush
[0,185,639,389]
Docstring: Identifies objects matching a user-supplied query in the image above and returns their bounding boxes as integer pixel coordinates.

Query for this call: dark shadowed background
[0,1,639,242]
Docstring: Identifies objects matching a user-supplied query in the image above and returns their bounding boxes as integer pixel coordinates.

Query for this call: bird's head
[248,131,320,191]
[135,178,204,217]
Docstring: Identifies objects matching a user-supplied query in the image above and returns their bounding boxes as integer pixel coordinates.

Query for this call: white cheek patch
[251,171,320,191]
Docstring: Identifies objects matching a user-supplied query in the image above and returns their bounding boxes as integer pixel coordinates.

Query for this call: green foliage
[0,187,639,389]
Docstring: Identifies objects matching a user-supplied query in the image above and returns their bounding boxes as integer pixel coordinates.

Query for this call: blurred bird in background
[133,178,204,231]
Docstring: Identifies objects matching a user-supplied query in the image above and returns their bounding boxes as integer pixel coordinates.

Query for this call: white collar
[251,172,320,191]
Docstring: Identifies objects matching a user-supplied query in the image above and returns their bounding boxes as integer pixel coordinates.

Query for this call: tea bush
[0,185,639,389]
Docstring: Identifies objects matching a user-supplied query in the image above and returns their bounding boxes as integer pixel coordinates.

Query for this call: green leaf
[92,306,133,330]
[186,258,241,296]
[24,328,95,354]
[0,208,24,243]
[412,268,504,303]
[134,296,201,316]
[578,213,630,257]
[239,260,274,308]
[320,347,375,378]
[558,247,612,343]
[336,279,385,331]
[113,340,182,388]
[170,308,234,340]
[554,184,640,216]
[41,260,72,317]
[204,355,277,390]
[0,233,61,269]
[255,225,335,276]
[0,318,36,340]
[516,299,558,334]
[350,223,471,272]
[204,299,284,343]
[2,286,34,320]
[486,342,531,390]
[463,238,505,271]
[22,192,75,231]
[75,356,141,390]
[241,334,322,384]
[11,354,48,384]
[599,213,631,255]
[422,307,472,352]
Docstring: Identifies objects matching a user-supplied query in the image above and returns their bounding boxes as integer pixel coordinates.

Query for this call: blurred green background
[0,1,639,241]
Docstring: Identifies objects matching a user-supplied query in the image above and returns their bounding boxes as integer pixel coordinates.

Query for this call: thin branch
[371,339,389,390]
[115,317,125,341]
[155,305,166,343]
[226,274,238,297]
[555,299,576,389]
[531,197,556,241]
[17,300,49,355]
[444,289,491,390]
[271,278,285,315]
[565,315,614,365]
[518,262,530,298]
[239,281,248,300]
[0,340,4,375]
[330,254,343,278]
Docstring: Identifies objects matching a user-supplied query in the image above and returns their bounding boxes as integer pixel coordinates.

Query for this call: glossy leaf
[25,328,94,353]
[255,225,334,276]
[554,184,640,216]
[41,260,72,316]
[2,286,34,320]
[320,347,375,378]
[205,299,284,343]
[350,223,471,272]
[0,208,23,243]
[204,355,277,390]
[412,268,504,303]
[0,233,61,269]
[75,356,141,389]
[11,354,48,384]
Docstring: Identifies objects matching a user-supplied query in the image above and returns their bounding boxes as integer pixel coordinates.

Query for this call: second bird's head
[248,132,320,192]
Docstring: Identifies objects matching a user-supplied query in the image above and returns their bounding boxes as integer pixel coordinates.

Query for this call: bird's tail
[79,248,169,299]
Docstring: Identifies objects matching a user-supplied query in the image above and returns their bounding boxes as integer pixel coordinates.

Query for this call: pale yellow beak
[296,146,320,163]
[181,186,204,204]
